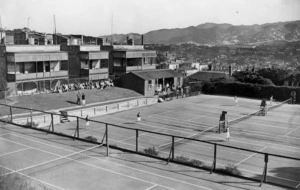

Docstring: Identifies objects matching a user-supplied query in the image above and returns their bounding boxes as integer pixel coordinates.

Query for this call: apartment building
[0,45,68,95]
[101,36,157,77]
[61,45,109,81]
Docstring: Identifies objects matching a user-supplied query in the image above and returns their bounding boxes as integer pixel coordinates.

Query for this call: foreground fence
[0,102,299,189]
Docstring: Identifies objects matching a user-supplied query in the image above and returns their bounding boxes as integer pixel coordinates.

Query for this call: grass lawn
[0,87,141,115]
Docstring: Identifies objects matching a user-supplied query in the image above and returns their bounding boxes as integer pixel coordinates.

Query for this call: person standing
[77,91,81,105]
[137,112,141,122]
[234,96,238,106]
[85,115,89,126]
[82,93,86,106]
[226,127,230,142]
[270,95,273,106]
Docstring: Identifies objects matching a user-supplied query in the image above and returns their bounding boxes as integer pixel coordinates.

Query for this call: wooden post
[211,144,217,174]
[51,113,54,132]
[136,129,139,152]
[106,123,109,156]
[10,106,13,122]
[30,108,33,127]
[260,154,269,186]
[76,117,79,138]
[171,136,175,161]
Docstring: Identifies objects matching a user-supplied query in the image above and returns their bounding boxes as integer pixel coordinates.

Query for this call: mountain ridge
[99,20,300,45]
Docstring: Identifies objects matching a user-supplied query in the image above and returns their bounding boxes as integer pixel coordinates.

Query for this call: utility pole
[53,15,56,45]
[111,14,113,45]
[0,14,2,44]
[27,17,30,29]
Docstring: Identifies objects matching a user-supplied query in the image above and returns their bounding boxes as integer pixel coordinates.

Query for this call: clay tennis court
[1,94,299,189]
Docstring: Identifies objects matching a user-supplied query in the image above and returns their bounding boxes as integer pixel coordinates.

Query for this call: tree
[232,70,274,85]
[257,67,292,86]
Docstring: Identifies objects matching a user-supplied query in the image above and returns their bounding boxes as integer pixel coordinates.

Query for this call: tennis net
[158,98,291,151]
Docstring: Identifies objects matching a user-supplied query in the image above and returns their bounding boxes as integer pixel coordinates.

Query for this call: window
[148,80,152,90]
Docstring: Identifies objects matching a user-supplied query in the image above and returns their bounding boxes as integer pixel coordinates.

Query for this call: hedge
[201,82,300,103]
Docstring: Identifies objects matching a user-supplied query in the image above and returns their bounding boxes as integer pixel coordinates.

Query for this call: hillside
[100,20,300,45]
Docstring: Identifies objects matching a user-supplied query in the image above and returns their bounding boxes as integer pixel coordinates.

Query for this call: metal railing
[0,102,299,188]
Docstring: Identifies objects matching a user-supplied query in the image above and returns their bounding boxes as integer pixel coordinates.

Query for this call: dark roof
[131,69,183,80]
[188,71,228,81]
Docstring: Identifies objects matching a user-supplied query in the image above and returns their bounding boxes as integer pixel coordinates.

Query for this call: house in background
[101,35,157,77]
[119,69,183,96]
[187,71,229,82]
[61,45,109,81]
[284,72,300,87]
[0,45,68,95]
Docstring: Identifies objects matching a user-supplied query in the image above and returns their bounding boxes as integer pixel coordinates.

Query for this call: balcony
[80,52,109,60]
[126,65,156,71]
[7,71,68,81]
[81,68,108,75]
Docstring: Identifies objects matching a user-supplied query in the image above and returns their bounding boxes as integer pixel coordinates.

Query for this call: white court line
[145,184,158,190]
[7,133,213,190]
[147,112,300,153]
[0,147,30,157]
[234,146,268,167]
[296,183,300,188]
[284,126,300,137]
[10,132,300,186]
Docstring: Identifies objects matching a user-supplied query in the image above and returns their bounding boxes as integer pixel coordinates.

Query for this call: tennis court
[47,94,300,189]
[1,94,299,189]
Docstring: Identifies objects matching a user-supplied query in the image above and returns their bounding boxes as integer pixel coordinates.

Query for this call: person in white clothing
[226,127,230,141]
[234,96,238,106]
[137,112,141,122]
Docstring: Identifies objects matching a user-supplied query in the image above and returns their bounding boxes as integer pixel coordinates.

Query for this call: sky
[0,0,300,36]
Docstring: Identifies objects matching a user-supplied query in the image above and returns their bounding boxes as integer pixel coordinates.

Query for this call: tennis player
[137,112,141,122]
[234,96,238,106]
[226,127,230,141]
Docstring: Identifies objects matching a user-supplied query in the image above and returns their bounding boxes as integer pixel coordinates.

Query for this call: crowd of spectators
[52,79,114,93]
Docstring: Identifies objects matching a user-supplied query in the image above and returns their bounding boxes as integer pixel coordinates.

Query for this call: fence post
[51,113,54,132]
[94,108,96,115]
[136,129,139,152]
[171,136,175,161]
[211,144,217,174]
[146,98,148,105]
[106,106,108,113]
[81,110,83,117]
[10,106,13,122]
[128,102,130,108]
[106,123,109,156]
[30,108,33,127]
[137,100,139,106]
[117,104,119,110]
[260,154,269,186]
[76,117,79,138]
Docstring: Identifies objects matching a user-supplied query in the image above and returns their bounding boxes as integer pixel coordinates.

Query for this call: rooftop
[131,69,183,80]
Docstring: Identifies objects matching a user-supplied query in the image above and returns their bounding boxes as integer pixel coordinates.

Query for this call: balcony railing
[126,65,156,71]
[81,68,108,76]
[7,71,68,81]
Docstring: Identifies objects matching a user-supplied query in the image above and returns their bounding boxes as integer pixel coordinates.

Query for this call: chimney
[141,35,144,45]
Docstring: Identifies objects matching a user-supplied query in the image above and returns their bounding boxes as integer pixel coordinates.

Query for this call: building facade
[0,45,69,95]
[61,45,109,81]
[101,38,157,77]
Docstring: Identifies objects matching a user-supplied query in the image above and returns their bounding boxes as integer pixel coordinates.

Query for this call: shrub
[144,147,159,156]
[219,163,242,176]
[0,174,51,190]
[190,159,205,167]
[84,136,98,142]
[25,120,39,128]
[174,155,190,163]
